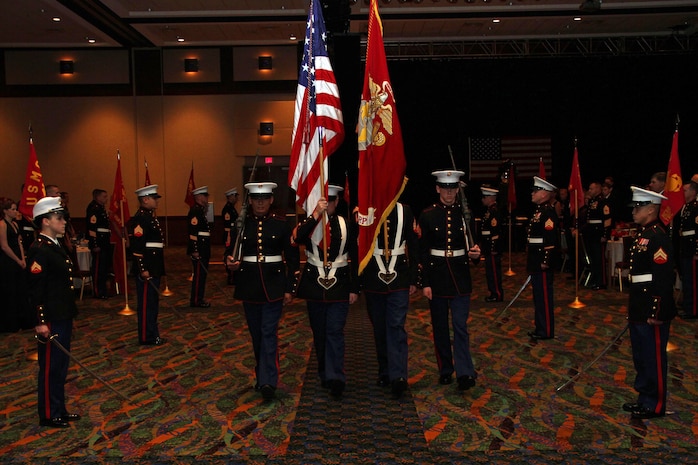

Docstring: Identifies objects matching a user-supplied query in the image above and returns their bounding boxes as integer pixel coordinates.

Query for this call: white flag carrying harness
[306,216,348,290]
[372,203,405,285]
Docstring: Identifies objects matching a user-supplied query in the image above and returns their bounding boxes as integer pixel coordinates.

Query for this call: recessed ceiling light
[289,33,297,40]
[87,38,96,43]
[492,19,501,23]
[177,36,185,42]
[573,16,582,21]
[52,17,61,22]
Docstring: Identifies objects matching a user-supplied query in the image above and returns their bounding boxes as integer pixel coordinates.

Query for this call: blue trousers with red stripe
[629,321,670,415]
[190,256,209,305]
[136,276,160,343]
[244,300,283,388]
[37,319,73,421]
[531,269,554,338]
[428,295,476,379]
[681,257,697,317]
[307,301,349,384]
[484,254,503,300]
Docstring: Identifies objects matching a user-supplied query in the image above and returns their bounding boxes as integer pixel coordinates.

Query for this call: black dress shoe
[190,301,211,308]
[376,375,390,387]
[622,402,641,412]
[527,331,553,341]
[631,407,665,419]
[438,374,453,385]
[40,418,70,428]
[457,376,476,391]
[391,378,408,399]
[328,379,345,397]
[260,384,276,400]
[61,413,81,422]
[140,337,167,346]
[485,295,503,302]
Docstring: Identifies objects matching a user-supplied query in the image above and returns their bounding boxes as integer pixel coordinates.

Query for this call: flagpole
[505,207,515,276]
[569,181,585,308]
[117,197,135,315]
[319,133,329,269]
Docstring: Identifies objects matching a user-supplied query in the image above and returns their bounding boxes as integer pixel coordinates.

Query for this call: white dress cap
[327,184,344,198]
[225,187,238,196]
[135,184,161,198]
[191,186,209,196]
[432,170,465,187]
[480,186,499,196]
[245,181,278,197]
[533,176,557,192]
[629,186,667,206]
[33,196,64,218]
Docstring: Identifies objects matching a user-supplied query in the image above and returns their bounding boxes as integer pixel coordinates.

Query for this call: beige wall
[0,93,294,218]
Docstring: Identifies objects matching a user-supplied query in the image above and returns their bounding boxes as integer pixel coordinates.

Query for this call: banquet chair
[613,235,634,292]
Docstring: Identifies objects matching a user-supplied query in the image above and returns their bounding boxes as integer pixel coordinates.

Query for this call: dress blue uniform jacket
[418,202,476,297]
[361,203,418,293]
[480,204,503,256]
[232,213,299,303]
[187,204,210,259]
[526,203,558,273]
[628,220,676,322]
[295,213,359,301]
[127,208,165,278]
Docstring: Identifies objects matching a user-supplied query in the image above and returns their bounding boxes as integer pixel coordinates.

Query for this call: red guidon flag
[568,146,585,217]
[144,159,151,186]
[184,162,196,208]
[507,164,516,212]
[109,152,131,293]
[659,129,683,225]
[19,138,46,218]
[289,0,344,245]
[356,0,408,274]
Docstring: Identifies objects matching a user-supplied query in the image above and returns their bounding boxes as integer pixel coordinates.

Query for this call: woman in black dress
[0,197,30,331]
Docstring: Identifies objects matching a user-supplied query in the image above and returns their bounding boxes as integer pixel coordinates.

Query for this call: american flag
[468,137,551,181]
[289,0,344,223]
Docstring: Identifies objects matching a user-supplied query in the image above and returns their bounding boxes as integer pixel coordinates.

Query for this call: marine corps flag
[19,138,46,218]
[659,129,683,225]
[109,151,131,293]
[568,146,584,217]
[184,162,196,208]
[144,159,151,186]
[356,0,408,274]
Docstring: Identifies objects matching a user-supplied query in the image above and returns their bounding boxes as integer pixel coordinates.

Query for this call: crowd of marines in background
[1,165,697,427]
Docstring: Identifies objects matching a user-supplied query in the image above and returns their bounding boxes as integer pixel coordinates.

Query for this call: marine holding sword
[418,170,481,392]
[28,196,81,428]
[225,181,299,401]
[293,184,359,398]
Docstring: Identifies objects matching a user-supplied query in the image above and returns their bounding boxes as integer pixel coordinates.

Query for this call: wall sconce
[59,60,74,75]
[259,122,274,136]
[258,56,273,70]
[184,58,199,73]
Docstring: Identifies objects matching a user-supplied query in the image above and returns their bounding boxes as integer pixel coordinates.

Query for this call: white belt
[528,238,543,244]
[629,274,652,283]
[23,226,34,231]
[145,242,163,248]
[198,231,210,237]
[430,249,465,257]
[242,255,282,263]
[373,246,405,256]
[481,231,491,236]
[306,254,348,269]
[588,220,603,224]
[681,230,696,237]
[97,228,111,233]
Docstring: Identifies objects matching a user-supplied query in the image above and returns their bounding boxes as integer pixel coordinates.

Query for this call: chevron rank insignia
[30,261,42,274]
[134,225,144,237]
[545,218,554,230]
[653,247,668,264]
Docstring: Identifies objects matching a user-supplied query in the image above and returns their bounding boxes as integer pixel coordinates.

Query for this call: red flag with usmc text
[109,154,131,293]
[356,0,407,274]
[19,139,46,218]
[660,130,683,225]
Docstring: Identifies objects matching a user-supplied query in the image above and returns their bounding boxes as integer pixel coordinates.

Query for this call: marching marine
[188,186,211,307]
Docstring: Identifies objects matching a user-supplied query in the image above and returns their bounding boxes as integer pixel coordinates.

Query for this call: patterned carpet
[2,246,698,464]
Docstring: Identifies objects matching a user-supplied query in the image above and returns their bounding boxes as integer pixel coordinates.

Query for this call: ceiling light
[492,19,500,23]
[177,36,185,42]
[87,38,96,44]
[289,33,297,40]
[52,17,61,22]
[573,17,582,21]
